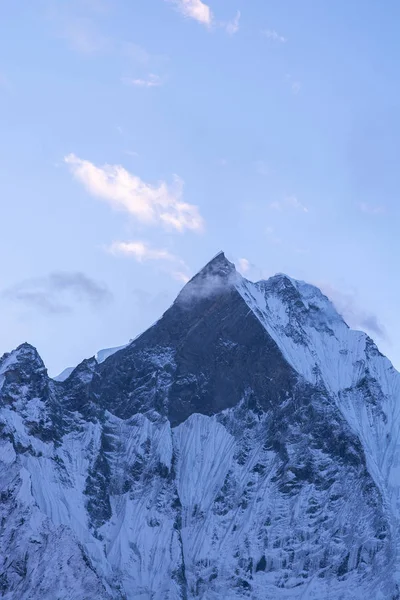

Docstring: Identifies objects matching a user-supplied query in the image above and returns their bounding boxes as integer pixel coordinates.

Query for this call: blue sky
[1,0,400,375]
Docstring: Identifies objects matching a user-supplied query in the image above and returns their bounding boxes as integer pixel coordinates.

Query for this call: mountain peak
[175,251,238,306]
[0,342,44,371]
[15,342,43,358]
[196,251,236,278]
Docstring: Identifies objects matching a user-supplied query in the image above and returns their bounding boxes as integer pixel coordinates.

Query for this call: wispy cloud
[3,272,112,315]
[359,202,386,215]
[167,0,213,26]
[286,195,308,212]
[237,257,250,275]
[60,18,110,54]
[123,42,151,65]
[269,195,308,213]
[172,271,191,283]
[109,240,180,263]
[122,74,163,88]
[64,154,204,233]
[285,74,301,95]
[236,257,263,280]
[50,3,170,87]
[166,1,242,35]
[177,268,239,306]
[263,29,286,43]
[121,41,169,79]
[121,43,168,89]
[225,10,240,35]
[109,240,191,282]
[122,41,169,67]
[320,284,387,340]
[45,0,110,54]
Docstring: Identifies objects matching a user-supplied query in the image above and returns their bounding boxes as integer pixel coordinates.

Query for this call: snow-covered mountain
[53,344,129,382]
[1,251,400,599]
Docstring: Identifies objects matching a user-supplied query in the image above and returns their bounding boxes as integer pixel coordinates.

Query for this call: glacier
[1,251,400,599]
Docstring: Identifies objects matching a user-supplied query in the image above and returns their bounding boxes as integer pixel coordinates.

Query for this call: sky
[1,0,400,376]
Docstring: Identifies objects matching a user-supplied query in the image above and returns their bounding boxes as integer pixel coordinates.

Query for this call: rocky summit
[1,252,400,599]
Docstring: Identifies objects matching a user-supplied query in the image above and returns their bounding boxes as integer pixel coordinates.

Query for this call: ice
[96,344,128,364]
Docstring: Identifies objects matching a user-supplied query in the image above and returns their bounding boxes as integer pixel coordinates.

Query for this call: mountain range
[1,251,399,599]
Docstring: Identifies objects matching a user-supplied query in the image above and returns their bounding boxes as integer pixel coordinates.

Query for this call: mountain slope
[0,252,399,599]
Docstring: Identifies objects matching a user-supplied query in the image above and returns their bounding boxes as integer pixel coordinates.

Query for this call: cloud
[320,284,387,340]
[235,257,264,280]
[167,0,213,26]
[123,42,151,65]
[109,240,192,282]
[285,74,301,95]
[166,1,241,35]
[263,29,286,43]
[269,195,308,213]
[60,18,110,54]
[225,10,240,35]
[172,271,191,283]
[45,0,110,54]
[3,272,112,315]
[121,42,169,91]
[178,272,236,306]
[50,4,169,82]
[121,44,168,88]
[122,73,163,87]
[109,240,180,263]
[359,202,386,215]
[64,154,204,232]
[122,42,168,66]
[286,195,308,212]
[237,258,250,275]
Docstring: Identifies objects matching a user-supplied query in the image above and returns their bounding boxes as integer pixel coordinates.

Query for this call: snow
[96,344,128,364]
[1,255,400,598]
[0,440,16,464]
[234,270,400,593]
[53,366,75,382]
[0,350,19,391]
[174,413,235,510]
[52,344,130,382]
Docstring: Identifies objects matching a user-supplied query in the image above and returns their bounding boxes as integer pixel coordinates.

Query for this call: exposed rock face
[1,252,400,599]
